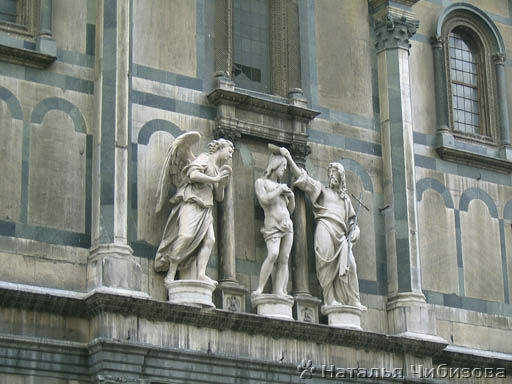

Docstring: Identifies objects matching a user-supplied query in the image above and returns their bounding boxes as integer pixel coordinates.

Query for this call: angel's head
[208,138,234,164]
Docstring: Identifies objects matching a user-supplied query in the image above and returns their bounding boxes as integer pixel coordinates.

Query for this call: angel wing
[155,131,201,213]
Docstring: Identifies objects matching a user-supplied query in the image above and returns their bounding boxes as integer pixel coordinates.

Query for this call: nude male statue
[253,152,295,297]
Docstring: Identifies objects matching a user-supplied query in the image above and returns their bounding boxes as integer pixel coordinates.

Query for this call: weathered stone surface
[417,190,458,294]
[28,111,86,233]
[461,200,504,303]
[0,102,22,222]
[133,0,197,77]
[315,0,373,117]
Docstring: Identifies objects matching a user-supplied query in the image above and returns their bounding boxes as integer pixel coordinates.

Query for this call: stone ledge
[435,345,512,371]
[436,132,512,173]
[0,43,56,68]
[0,283,447,356]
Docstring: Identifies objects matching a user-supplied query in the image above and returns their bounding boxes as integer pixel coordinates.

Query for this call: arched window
[433,3,511,172]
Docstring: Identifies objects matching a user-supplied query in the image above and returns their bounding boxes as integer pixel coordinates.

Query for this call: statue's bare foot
[327,300,341,306]
[352,302,367,311]
[252,289,263,297]
[197,274,216,285]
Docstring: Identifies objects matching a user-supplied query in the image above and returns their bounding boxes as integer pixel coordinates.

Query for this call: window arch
[433,3,511,172]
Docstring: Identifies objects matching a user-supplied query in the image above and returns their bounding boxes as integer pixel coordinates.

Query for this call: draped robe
[294,170,362,306]
[154,153,218,273]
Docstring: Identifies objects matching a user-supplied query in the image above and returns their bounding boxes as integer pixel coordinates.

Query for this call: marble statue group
[154,131,366,327]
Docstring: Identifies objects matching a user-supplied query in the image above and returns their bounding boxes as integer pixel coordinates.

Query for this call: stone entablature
[207,73,319,154]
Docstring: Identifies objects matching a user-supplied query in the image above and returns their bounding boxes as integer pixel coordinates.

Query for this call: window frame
[433,3,512,173]
[214,0,302,97]
[441,12,498,145]
[0,0,56,68]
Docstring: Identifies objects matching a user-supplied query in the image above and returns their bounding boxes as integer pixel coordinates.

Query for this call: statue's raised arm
[277,146,366,326]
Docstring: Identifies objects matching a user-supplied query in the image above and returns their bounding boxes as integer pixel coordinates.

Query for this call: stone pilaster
[373,6,440,339]
[88,0,144,295]
[213,72,248,312]
[36,0,56,57]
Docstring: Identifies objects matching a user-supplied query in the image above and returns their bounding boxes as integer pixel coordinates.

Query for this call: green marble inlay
[0,86,23,120]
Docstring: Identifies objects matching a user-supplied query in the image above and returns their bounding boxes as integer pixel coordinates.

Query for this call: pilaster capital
[493,52,506,65]
[430,35,443,49]
[290,142,311,166]
[374,13,419,52]
[213,125,242,143]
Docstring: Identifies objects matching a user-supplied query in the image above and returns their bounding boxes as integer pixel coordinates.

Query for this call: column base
[387,292,447,343]
[88,244,143,293]
[216,280,248,312]
[321,304,366,330]
[166,280,217,308]
[251,293,294,320]
[293,293,321,323]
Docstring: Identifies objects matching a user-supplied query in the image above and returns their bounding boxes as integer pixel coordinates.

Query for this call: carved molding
[369,0,421,9]
[0,285,448,356]
[493,52,506,65]
[0,43,56,68]
[290,142,311,165]
[374,14,419,52]
[436,132,512,173]
[430,35,443,49]
[207,86,319,151]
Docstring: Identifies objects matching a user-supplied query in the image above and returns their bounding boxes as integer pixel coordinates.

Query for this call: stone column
[494,53,511,146]
[36,0,56,57]
[431,36,449,132]
[212,72,248,312]
[373,5,440,341]
[88,0,144,295]
[288,89,321,323]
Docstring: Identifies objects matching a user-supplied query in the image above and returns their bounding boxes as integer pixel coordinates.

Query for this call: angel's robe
[154,153,218,272]
[293,169,362,307]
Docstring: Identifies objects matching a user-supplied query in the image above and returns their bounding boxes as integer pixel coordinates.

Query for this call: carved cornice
[0,44,56,68]
[207,87,319,154]
[374,14,419,52]
[207,88,320,122]
[369,0,421,9]
[0,285,448,356]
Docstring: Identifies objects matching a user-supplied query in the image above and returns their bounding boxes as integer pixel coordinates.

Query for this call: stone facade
[0,0,511,383]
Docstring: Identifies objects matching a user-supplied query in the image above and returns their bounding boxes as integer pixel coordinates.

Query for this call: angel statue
[154,131,233,286]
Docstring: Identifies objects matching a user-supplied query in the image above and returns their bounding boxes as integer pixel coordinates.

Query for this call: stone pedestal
[321,304,366,330]
[87,244,144,293]
[293,293,321,323]
[166,280,218,308]
[251,293,294,320]
[216,280,248,312]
